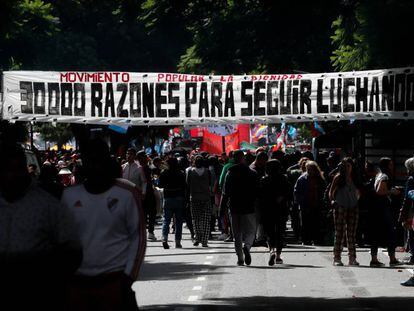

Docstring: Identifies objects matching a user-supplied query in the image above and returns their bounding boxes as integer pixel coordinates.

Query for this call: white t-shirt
[375,173,389,191]
[61,179,146,278]
[122,161,147,195]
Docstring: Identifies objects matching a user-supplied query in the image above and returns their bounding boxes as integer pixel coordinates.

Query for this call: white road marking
[192,286,202,291]
[203,261,212,265]
[199,269,208,273]
[187,295,198,302]
[197,276,206,281]
[206,256,214,259]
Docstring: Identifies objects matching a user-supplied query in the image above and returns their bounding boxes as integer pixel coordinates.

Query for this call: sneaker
[333,260,344,266]
[243,246,252,266]
[401,277,414,286]
[348,259,360,266]
[390,260,403,267]
[193,241,200,247]
[202,243,209,248]
[162,241,170,249]
[276,258,284,264]
[218,233,228,241]
[175,241,182,248]
[237,259,244,266]
[370,260,385,267]
[268,253,276,266]
[225,236,234,242]
[148,233,157,241]
[405,257,414,265]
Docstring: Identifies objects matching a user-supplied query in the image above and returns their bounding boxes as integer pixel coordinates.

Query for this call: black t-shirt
[159,169,186,198]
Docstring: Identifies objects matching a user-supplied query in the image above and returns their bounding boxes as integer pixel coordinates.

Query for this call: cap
[58,167,72,175]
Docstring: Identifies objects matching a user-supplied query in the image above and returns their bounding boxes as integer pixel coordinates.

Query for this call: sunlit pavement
[134,226,414,311]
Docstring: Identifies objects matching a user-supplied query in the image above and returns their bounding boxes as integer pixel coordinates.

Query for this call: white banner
[1,68,413,125]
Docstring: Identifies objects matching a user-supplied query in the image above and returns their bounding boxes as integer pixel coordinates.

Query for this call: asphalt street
[134,225,414,311]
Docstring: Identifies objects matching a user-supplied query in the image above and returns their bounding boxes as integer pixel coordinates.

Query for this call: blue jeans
[162,196,185,242]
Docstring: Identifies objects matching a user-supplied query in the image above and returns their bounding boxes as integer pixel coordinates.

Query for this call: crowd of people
[2,138,414,310]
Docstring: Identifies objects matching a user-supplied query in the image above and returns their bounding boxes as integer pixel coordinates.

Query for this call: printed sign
[1,68,413,125]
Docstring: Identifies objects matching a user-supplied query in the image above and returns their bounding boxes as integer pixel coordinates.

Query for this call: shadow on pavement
[139,261,229,281]
[140,295,414,311]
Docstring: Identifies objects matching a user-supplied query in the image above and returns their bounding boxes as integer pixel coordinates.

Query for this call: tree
[331,0,414,71]
[0,0,59,69]
[35,123,73,150]
[178,0,341,74]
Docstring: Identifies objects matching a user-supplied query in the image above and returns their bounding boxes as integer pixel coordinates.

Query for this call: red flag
[200,129,223,154]
[200,124,250,154]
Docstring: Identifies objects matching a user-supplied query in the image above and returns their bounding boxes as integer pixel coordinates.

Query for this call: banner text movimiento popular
[2,68,414,124]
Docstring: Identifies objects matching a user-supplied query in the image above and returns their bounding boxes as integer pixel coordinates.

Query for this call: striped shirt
[62,179,146,279]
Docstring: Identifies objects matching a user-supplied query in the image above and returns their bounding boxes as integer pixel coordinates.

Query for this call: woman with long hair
[329,158,360,266]
[187,155,212,247]
[294,161,326,245]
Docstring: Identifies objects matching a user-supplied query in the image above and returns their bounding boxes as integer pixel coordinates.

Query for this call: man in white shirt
[63,140,146,311]
[122,148,147,198]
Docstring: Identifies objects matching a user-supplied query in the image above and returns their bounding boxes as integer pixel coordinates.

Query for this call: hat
[57,160,66,167]
[58,167,72,175]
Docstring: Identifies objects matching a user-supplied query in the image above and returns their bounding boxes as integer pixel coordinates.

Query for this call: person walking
[122,148,147,197]
[62,139,146,311]
[372,157,402,267]
[222,150,257,266]
[400,157,414,286]
[0,143,82,311]
[287,157,309,240]
[294,161,326,245]
[329,158,360,266]
[219,151,235,242]
[250,151,269,247]
[208,155,223,238]
[187,156,212,247]
[137,151,158,241]
[159,157,186,249]
[259,159,290,266]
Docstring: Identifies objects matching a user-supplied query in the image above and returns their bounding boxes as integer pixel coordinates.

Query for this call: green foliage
[35,123,73,149]
[0,0,59,69]
[1,0,412,75]
[331,0,414,71]
[298,123,312,143]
